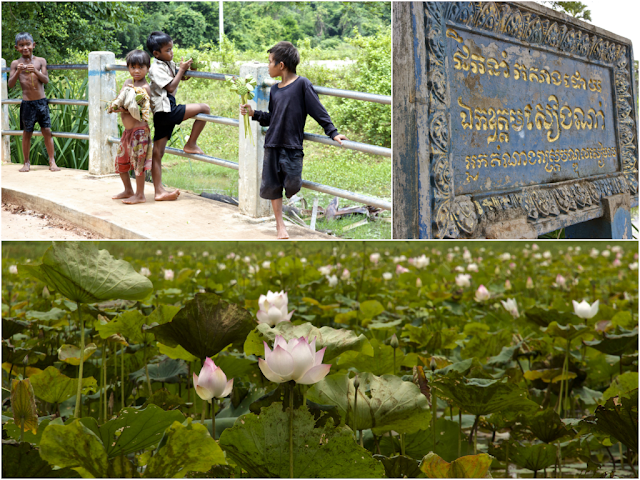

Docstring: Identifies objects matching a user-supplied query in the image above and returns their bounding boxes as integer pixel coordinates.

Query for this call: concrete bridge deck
[1,165,330,240]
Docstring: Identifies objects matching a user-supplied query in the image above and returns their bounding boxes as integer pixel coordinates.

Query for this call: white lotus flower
[140,267,151,277]
[318,265,333,276]
[572,300,599,319]
[467,263,479,272]
[455,274,471,288]
[501,298,519,318]
[463,250,472,262]
[382,272,393,281]
[262,261,271,269]
[193,357,233,402]
[474,285,490,302]
[327,275,338,287]
[499,253,511,261]
[370,253,381,265]
[259,335,331,385]
[9,265,18,274]
[257,290,294,326]
[164,269,174,281]
[341,269,350,281]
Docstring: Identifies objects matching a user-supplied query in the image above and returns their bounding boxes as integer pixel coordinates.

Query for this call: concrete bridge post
[1,59,10,164]
[88,51,117,176]
[238,62,271,218]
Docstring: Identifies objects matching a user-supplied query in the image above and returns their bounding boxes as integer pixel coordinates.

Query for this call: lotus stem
[557,439,562,476]
[73,301,84,419]
[144,342,151,396]
[121,344,124,411]
[505,441,509,478]
[289,382,294,479]
[393,348,396,376]
[100,345,106,423]
[458,410,462,459]
[212,398,216,440]
[432,392,437,452]
[201,396,207,424]
[400,433,405,455]
[620,442,625,470]
[353,375,359,437]
[104,346,108,421]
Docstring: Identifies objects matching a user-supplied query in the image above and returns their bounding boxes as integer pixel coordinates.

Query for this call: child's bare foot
[276,223,289,240]
[112,190,134,199]
[155,189,180,201]
[19,163,30,172]
[49,160,61,172]
[123,194,146,204]
[183,143,204,155]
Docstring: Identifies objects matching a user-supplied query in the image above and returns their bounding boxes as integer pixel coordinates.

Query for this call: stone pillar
[1,58,11,164]
[88,52,117,175]
[565,193,632,239]
[238,62,271,218]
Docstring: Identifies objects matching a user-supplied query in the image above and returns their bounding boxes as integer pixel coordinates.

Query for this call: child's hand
[178,57,193,71]
[25,64,35,73]
[17,63,26,71]
[333,134,348,145]
[240,103,254,117]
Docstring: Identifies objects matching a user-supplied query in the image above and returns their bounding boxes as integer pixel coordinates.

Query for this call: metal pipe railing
[2,129,89,140]
[105,64,229,82]
[2,64,88,73]
[1,99,88,106]
[302,132,391,157]
[262,78,391,105]
[194,114,239,127]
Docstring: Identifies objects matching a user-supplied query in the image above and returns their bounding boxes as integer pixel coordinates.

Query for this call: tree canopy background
[2,2,391,63]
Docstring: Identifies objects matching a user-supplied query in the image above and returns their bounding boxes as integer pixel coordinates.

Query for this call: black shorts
[20,98,51,133]
[153,94,186,141]
[260,147,304,200]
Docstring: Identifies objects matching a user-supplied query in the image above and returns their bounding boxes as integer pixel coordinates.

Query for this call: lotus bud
[505,279,512,290]
[416,277,423,288]
[474,285,491,302]
[193,357,234,402]
[430,357,437,372]
[42,286,50,299]
[390,334,399,349]
[526,277,534,289]
[572,299,599,319]
[353,374,360,390]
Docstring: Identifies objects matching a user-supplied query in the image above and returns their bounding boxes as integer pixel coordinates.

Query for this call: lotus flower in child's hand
[259,335,331,385]
[256,290,294,326]
[193,357,233,402]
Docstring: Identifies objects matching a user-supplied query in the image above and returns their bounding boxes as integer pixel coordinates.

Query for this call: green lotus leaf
[435,358,479,376]
[336,340,419,375]
[151,293,255,360]
[39,419,109,478]
[519,408,573,443]
[402,325,463,351]
[144,419,226,477]
[2,318,30,338]
[486,342,523,367]
[524,307,576,328]
[25,308,67,323]
[542,322,590,341]
[211,351,259,380]
[3,418,56,446]
[97,305,178,344]
[307,372,431,435]
[573,386,603,405]
[20,242,153,304]
[157,342,198,362]
[431,376,539,416]
[419,452,493,478]
[593,393,638,452]
[507,442,557,473]
[142,388,186,411]
[11,379,38,435]
[373,454,425,478]
[602,372,638,401]
[219,403,385,478]
[359,299,384,319]
[524,368,576,383]
[58,343,97,365]
[130,357,188,384]
[30,367,97,404]
[1,441,80,478]
[583,328,638,356]
[244,321,373,362]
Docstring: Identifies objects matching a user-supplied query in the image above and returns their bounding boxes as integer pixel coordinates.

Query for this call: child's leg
[113,172,134,199]
[122,173,146,204]
[151,136,180,201]
[41,128,60,171]
[19,132,32,172]
[271,198,289,240]
[182,103,210,154]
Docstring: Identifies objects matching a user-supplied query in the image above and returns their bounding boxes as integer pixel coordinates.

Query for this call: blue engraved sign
[392,2,639,239]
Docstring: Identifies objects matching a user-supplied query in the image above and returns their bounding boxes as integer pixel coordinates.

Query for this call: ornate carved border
[425,1,638,238]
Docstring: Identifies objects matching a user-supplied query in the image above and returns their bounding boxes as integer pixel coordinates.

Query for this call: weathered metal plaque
[393,2,638,238]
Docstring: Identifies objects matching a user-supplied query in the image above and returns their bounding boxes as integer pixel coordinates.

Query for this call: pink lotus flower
[193,357,233,401]
[259,336,331,385]
[526,277,534,289]
[396,264,409,275]
[370,253,381,265]
[554,274,566,287]
[164,269,174,281]
[257,290,294,326]
[341,269,350,281]
[474,285,491,302]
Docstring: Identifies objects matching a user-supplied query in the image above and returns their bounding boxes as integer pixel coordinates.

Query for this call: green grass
[113,69,391,239]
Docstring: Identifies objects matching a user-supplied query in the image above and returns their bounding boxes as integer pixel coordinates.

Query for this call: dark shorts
[260,147,304,200]
[20,98,51,133]
[153,94,186,141]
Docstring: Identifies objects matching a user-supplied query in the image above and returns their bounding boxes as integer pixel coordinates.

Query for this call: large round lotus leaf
[431,376,539,416]
[11,379,38,435]
[593,393,638,452]
[150,293,255,360]
[30,366,97,404]
[219,403,385,478]
[25,308,67,324]
[307,372,431,435]
[57,343,97,365]
[419,452,493,478]
[39,419,109,478]
[542,322,590,341]
[373,455,424,478]
[20,242,153,304]
[157,342,198,362]
[3,318,30,338]
[244,321,373,362]
[524,307,576,328]
[507,442,557,472]
[130,357,188,384]
[97,305,178,345]
[143,420,226,478]
[602,372,638,401]
[583,328,638,356]
[337,340,419,375]
[1,441,80,478]
[519,408,572,443]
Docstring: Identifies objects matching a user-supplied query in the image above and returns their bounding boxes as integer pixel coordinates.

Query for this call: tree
[169,5,206,50]
[544,1,592,21]
[2,2,142,63]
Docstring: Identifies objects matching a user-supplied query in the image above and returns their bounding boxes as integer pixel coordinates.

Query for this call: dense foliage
[2,241,638,477]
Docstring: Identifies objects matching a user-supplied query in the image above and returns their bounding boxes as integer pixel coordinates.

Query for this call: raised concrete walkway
[1,165,330,240]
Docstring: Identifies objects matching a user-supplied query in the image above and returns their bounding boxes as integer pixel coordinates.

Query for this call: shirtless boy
[109,50,153,204]
[146,31,210,201]
[7,32,60,172]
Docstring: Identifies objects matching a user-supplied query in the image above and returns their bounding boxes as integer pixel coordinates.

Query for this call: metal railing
[2,61,391,211]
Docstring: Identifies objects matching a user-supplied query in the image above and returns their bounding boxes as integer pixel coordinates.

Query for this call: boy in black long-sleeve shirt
[241,41,347,239]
